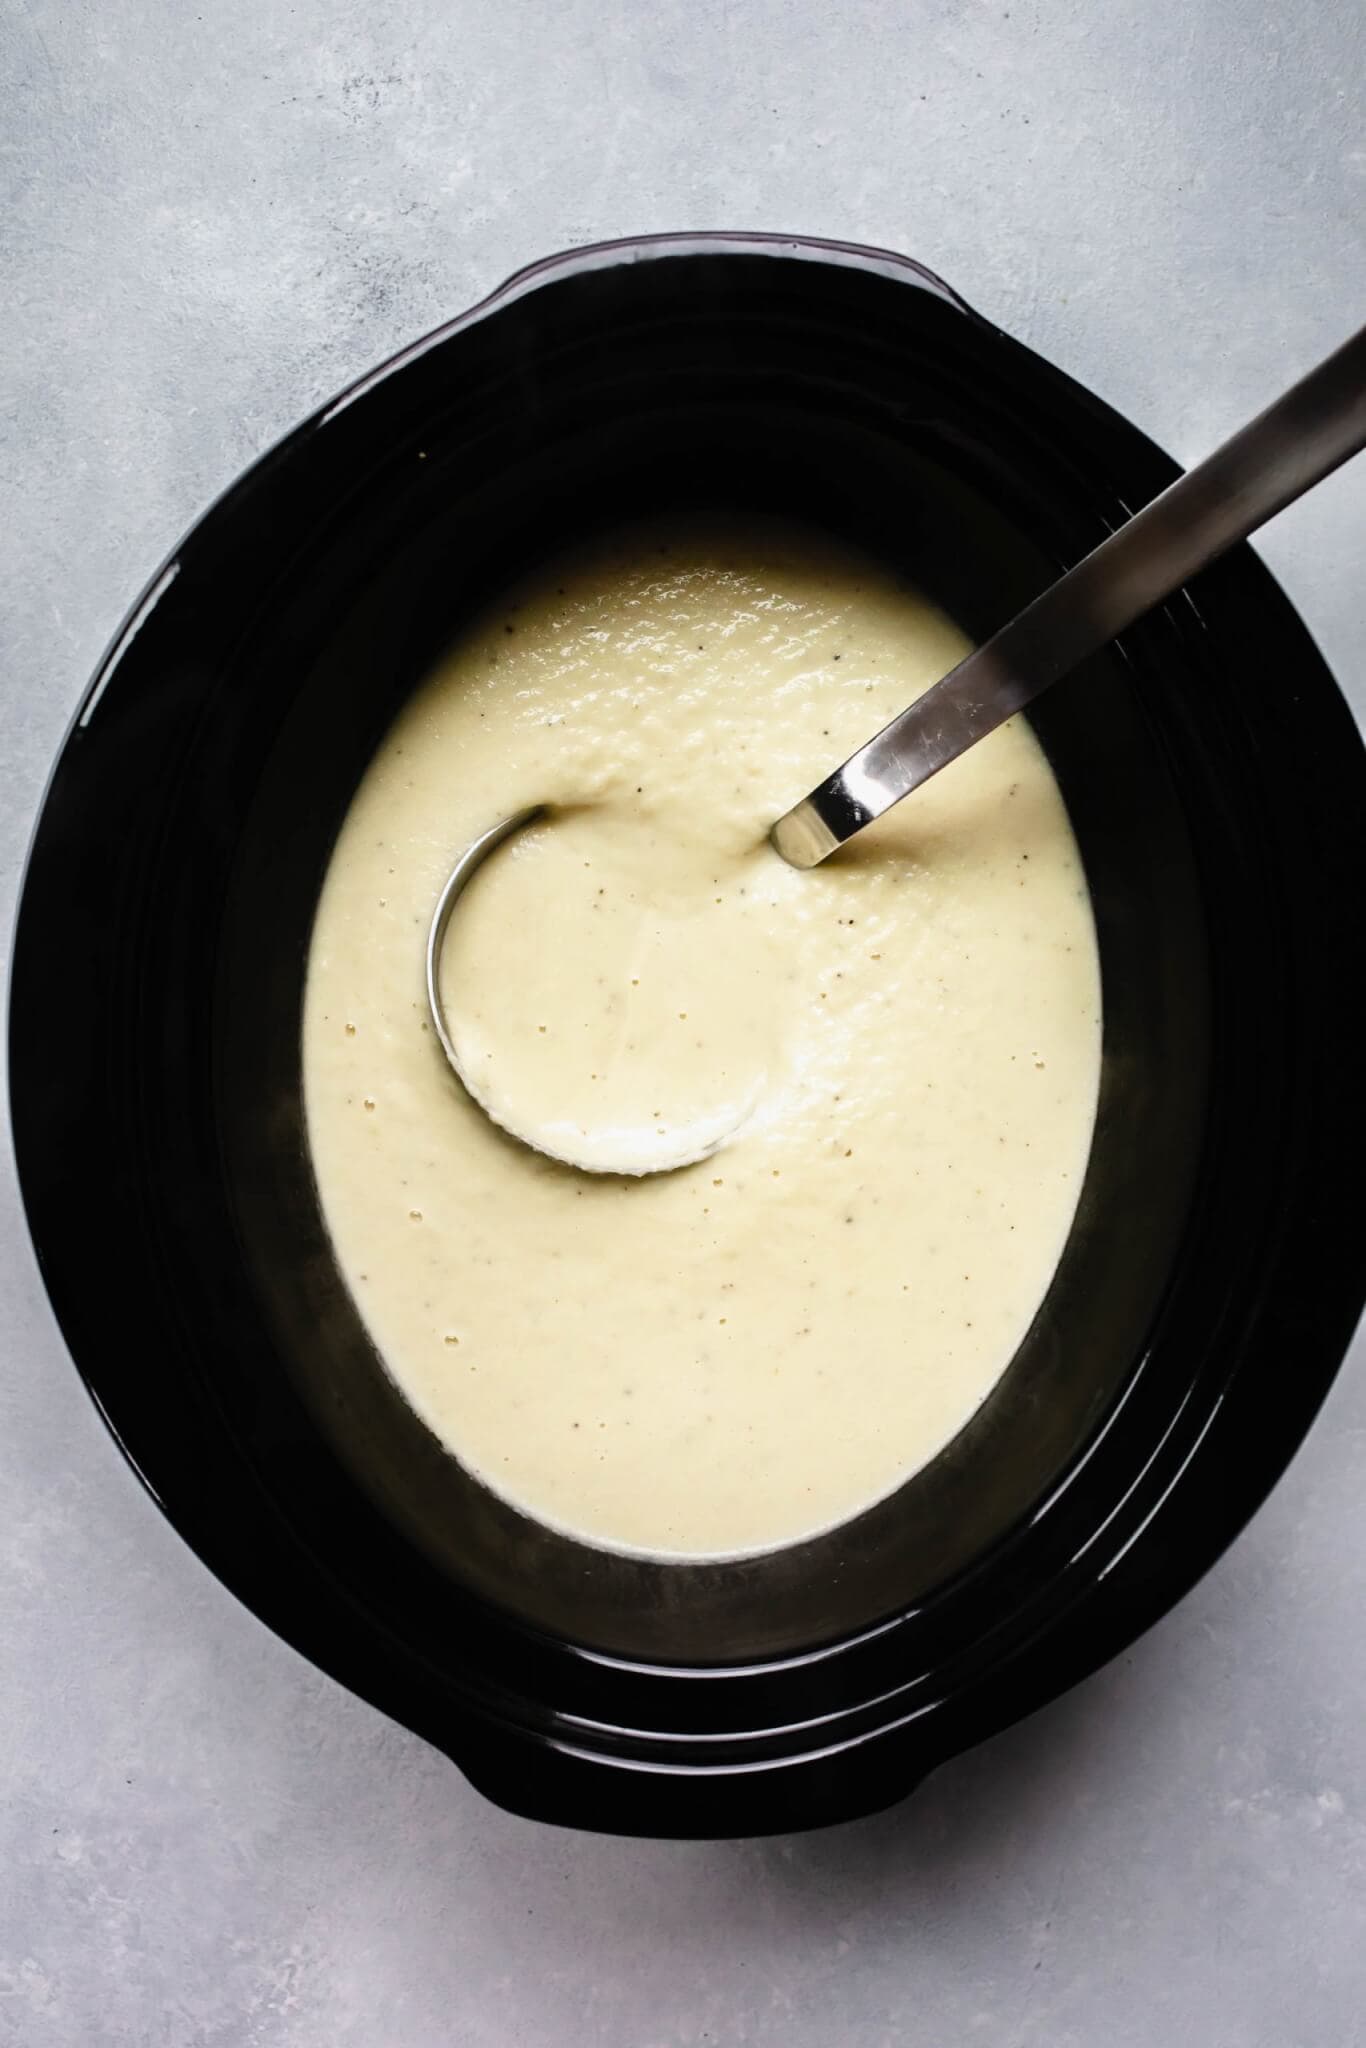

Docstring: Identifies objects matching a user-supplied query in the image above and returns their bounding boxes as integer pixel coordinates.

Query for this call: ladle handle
[771,320,1366,868]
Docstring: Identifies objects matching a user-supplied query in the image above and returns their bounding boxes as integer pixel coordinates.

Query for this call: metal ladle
[429,320,1366,1167]
[426,808,764,1175]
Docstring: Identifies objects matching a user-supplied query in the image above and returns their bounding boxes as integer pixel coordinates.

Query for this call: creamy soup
[302,525,1101,1559]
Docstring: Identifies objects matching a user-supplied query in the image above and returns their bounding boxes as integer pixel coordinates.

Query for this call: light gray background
[2,2,1363,2042]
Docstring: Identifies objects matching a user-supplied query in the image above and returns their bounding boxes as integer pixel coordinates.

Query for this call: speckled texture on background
[1,2,1363,2043]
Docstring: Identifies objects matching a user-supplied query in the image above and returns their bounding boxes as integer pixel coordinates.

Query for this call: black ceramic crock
[10,234,1365,1836]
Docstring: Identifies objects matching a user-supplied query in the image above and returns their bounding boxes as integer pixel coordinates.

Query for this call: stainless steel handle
[770,322,1366,868]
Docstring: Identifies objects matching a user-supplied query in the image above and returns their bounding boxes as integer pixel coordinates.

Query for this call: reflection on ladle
[428,318,1366,1172]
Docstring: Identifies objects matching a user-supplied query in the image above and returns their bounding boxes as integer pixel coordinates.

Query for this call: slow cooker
[11,234,1364,1835]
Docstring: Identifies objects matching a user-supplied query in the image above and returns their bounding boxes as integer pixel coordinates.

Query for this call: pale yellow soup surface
[302,524,1102,1560]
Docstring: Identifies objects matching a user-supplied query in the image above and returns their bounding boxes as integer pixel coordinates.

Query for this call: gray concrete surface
[2,2,1364,2042]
